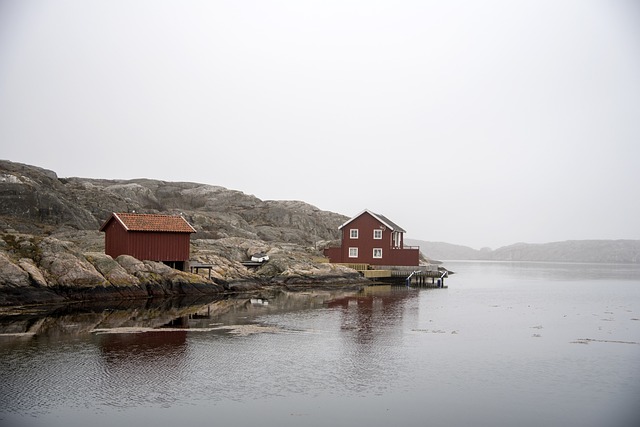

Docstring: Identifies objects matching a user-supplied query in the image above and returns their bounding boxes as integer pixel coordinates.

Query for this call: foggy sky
[1,0,639,249]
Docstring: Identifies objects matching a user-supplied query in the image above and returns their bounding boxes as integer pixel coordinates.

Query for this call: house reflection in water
[324,287,420,391]
[327,286,417,346]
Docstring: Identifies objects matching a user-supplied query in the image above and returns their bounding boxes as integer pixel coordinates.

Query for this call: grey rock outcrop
[0,159,347,246]
[0,252,30,287]
[0,251,64,305]
[115,255,224,296]
[17,258,48,287]
[0,161,99,231]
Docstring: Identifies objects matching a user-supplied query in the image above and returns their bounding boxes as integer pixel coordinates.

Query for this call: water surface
[1,261,639,427]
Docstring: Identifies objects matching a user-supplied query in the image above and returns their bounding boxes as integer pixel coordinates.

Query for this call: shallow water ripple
[2,264,640,427]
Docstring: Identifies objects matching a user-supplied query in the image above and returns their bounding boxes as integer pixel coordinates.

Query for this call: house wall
[388,247,420,266]
[127,231,191,262]
[337,211,418,266]
[103,219,130,259]
[323,247,343,263]
[103,219,191,262]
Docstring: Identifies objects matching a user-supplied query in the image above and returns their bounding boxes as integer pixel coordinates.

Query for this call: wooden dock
[403,268,449,288]
[189,262,214,278]
[334,263,450,288]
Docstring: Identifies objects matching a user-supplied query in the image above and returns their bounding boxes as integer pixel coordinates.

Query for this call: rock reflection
[0,290,366,340]
[0,296,224,341]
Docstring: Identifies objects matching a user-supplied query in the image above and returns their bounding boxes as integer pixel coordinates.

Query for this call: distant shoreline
[407,239,640,264]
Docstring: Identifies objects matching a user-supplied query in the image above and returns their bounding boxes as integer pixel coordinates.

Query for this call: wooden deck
[362,269,392,278]
[333,263,450,287]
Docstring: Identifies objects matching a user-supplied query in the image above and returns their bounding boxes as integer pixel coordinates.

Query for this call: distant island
[407,239,640,264]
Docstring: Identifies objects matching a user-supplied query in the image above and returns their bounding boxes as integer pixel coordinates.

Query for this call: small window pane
[350,229,358,239]
[373,248,382,258]
[349,247,358,258]
[373,229,382,239]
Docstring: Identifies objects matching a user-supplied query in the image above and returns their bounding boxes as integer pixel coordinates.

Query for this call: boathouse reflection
[95,329,189,397]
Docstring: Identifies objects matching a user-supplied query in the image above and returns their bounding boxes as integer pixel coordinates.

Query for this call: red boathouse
[100,212,196,270]
[323,209,420,267]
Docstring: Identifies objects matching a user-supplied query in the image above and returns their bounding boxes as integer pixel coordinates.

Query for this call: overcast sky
[1,0,639,249]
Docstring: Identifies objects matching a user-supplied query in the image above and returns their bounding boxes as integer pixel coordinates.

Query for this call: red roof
[100,213,196,233]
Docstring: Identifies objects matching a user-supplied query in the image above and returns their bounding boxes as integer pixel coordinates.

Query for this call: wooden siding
[388,247,420,266]
[126,231,191,262]
[103,216,191,262]
[103,218,129,259]
[323,247,342,263]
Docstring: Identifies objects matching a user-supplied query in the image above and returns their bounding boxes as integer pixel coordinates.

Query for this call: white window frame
[349,247,358,258]
[350,229,359,239]
[373,229,383,240]
[373,248,383,259]
[393,231,401,248]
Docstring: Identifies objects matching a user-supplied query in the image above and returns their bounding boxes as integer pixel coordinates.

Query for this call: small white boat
[250,253,269,263]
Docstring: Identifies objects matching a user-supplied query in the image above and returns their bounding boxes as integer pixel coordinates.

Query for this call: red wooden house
[323,209,420,267]
[100,212,196,270]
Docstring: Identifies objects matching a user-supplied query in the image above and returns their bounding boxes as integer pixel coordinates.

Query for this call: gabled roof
[338,209,407,233]
[100,212,196,233]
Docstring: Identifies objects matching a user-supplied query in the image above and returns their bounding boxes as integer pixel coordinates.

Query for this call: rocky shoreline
[0,231,368,308]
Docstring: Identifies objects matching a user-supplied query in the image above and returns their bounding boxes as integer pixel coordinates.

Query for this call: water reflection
[95,330,189,409]
[325,286,420,396]
[0,296,222,341]
[0,289,367,415]
[0,290,368,340]
[328,286,416,345]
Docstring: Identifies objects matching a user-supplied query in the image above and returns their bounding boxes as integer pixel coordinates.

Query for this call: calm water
[1,261,639,427]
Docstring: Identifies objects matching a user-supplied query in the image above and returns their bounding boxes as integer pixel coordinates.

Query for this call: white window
[350,229,359,239]
[393,231,401,248]
[373,248,383,258]
[373,229,383,239]
[349,247,358,258]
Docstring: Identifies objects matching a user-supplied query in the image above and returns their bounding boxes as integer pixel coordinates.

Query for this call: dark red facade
[323,210,419,266]
[100,213,195,268]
